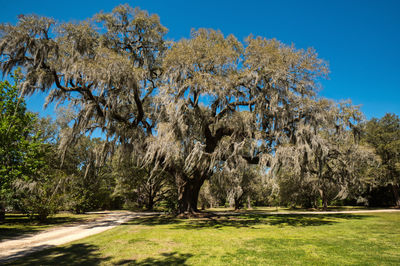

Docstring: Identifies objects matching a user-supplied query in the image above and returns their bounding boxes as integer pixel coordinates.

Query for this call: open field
[5,210,400,265]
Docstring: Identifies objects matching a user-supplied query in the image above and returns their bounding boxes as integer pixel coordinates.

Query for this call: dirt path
[0,211,156,263]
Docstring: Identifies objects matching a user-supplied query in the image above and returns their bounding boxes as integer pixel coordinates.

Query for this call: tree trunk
[146,193,154,211]
[247,195,252,209]
[323,197,328,211]
[229,198,234,208]
[234,195,243,210]
[319,189,328,211]
[392,184,400,207]
[176,173,205,214]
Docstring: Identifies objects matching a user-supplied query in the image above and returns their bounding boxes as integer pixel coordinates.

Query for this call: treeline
[199,110,400,210]
[1,77,399,221]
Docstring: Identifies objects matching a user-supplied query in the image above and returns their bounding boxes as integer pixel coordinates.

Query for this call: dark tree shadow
[1,243,109,266]
[0,214,93,241]
[115,252,193,265]
[124,213,370,230]
[179,213,370,229]
[0,227,42,241]
[124,215,183,226]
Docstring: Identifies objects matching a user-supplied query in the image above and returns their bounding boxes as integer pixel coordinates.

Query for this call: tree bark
[146,192,154,211]
[319,189,328,211]
[234,195,243,210]
[176,172,205,214]
[247,195,252,209]
[323,197,328,211]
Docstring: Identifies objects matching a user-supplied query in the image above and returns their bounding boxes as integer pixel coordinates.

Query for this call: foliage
[0,5,332,213]
[144,29,330,213]
[0,4,395,213]
[11,116,65,221]
[0,4,172,212]
[13,175,63,221]
[0,5,166,157]
[198,180,217,209]
[207,165,263,209]
[363,113,400,206]
[61,135,116,214]
[271,101,379,209]
[199,170,274,209]
[0,79,38,193]
[277,171,320,208]
[0,77,47,219]
[112,152,171,211]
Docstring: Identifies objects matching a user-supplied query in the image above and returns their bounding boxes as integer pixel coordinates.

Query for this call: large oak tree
[143,29,329,213]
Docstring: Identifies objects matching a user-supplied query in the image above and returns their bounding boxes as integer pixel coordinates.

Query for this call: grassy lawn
[7,210,400,265]
[0,212,102,241]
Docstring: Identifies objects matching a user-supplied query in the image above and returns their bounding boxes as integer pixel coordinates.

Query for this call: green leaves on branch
[0,78,44,194]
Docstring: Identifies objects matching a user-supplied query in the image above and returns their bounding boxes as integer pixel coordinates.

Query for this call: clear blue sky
[1,0,399,119]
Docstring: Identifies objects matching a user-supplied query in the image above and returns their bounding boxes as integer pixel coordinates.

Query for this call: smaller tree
[276,170,319,208]
[61,136,114,213]
[198,180,218,210]
[112,145,173,211]
[271,100,378,210]
[12,117,64,221]
[364,114,400,207]
[0,76,45,220]
[209,159,262,210]
[50,107,118,214]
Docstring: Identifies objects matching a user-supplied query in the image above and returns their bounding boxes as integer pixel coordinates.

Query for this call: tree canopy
[364,113,400,206]
[0,4,385,214]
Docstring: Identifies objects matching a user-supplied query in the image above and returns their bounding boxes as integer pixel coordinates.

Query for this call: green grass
[7,210,400,265]
[0,212,102,241]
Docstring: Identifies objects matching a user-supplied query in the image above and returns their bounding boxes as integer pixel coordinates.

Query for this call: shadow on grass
[2,243,109,266]
[126,215,183,226]
[0,214,91,241]
[125,213,370,230]
[115,252,193,265]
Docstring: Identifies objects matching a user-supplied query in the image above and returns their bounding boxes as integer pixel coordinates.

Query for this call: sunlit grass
[9,211,400,265]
